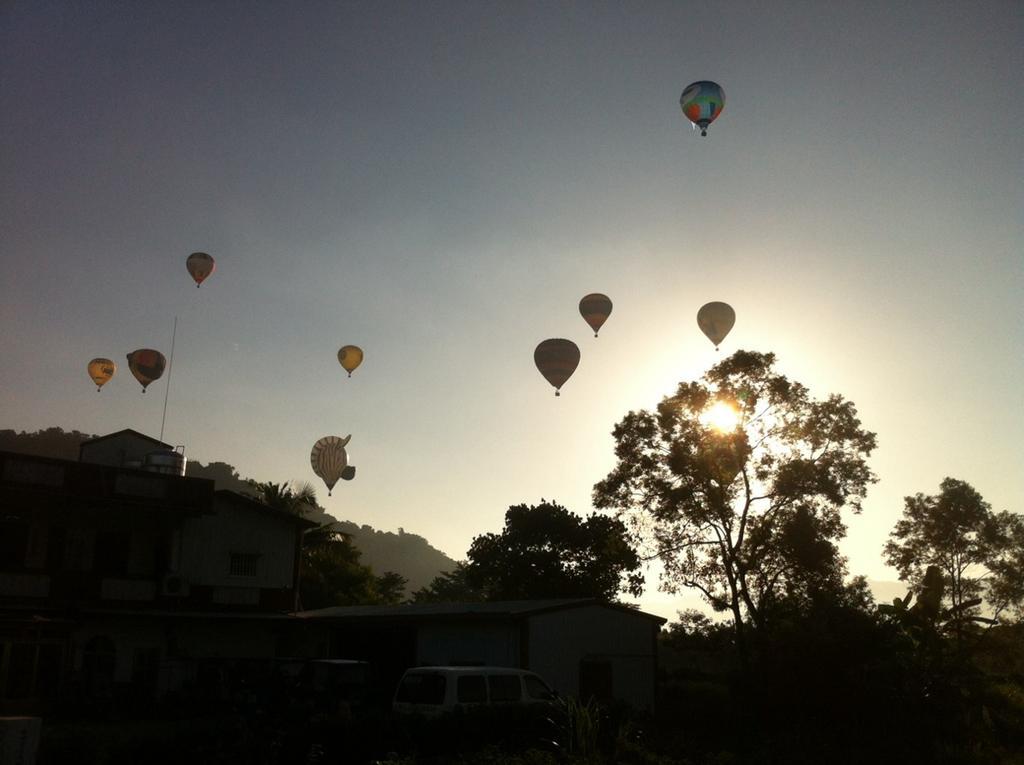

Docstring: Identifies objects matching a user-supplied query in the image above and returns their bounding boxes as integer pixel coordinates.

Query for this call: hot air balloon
[337,346,363,378]
[579,293,613,337]
[697,302,735,350]
[126,349,167,392]
[88,358,116,391]
[311,435,352,496]
[534,339,580,397]
[680,81,725,136]
[186,252,216,287]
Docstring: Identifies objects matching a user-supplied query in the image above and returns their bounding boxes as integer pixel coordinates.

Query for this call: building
[295,599,666,710]
[0,432,314,714]
[0,430,666,715]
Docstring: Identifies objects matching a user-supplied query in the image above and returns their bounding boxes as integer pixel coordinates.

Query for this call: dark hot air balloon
[186,252,216,287]
[579,293,613,337]
[534,339,580,396]
[697,302,736,350]
[337,345,363,377]
[126,349,166,392]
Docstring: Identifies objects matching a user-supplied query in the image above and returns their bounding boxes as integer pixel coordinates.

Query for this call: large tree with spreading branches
[593,350,877,659]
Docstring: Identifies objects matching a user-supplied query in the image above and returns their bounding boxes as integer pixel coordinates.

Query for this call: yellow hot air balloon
[534,339,581,397]
[337,345,363,377]
[697,302,736,350]
[126,349,167,392]
[579,293,613,337]
[311,435,352,496]
[186,252,216,287]
[88,358,116,391]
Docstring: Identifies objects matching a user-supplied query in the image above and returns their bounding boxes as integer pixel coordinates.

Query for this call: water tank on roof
[143,446,187,476]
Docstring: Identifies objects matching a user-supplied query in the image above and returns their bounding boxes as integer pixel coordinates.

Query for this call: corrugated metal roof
[294,598,665,623]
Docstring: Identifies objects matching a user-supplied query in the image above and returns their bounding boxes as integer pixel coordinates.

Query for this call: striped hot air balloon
[579,293,613,337]
[311,435,354,496]
[534,339,581,397]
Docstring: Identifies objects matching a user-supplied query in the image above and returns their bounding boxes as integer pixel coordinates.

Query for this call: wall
[416,620,520,667]
[178,499,297,591]
[527,605,658,710]
[79,433,170,468]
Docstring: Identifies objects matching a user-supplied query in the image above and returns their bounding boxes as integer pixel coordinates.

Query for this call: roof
[214,489,320,528]
[295,598,666,624]
[79,429,172,450]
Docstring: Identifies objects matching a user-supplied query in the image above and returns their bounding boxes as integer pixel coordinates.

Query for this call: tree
[593,350,877,658]
[412,563,486,603]
[374,570,410,605]
[883,478,1024,630]
[464,501,643,601]
[250,480,404,608]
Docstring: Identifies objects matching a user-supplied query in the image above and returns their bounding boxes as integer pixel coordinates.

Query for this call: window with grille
[229,552,259,577]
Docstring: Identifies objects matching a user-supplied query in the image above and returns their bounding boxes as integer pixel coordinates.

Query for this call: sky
[2,1,1021,620]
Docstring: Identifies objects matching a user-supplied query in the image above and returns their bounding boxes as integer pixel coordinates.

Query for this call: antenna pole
[160,316,178,442]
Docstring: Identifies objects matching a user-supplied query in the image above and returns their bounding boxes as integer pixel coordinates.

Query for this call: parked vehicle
[392,666,557,716]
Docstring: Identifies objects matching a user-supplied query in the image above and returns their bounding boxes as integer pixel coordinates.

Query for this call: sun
[701,400,741,433]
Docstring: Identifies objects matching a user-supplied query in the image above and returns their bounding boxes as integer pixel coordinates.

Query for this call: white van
[392,666,558,716]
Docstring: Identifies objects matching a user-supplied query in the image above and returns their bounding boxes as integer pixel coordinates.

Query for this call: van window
[488,674,521,702]
[524,674,555,700]
[396,672,446,704]
[456,674,486,703]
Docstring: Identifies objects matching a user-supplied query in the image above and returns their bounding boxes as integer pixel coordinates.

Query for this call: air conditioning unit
[161,573,190,597]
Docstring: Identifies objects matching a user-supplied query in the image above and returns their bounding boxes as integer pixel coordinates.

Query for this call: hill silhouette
[1,427,459,595]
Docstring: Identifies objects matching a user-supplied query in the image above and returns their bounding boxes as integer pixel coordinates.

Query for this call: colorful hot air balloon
[186,252,216,287]
[680,81,725,136]
[534,339,581,397]
[126,349,167,392]
[311,435,352,496]
[337,346,363,378]
[697,302,736,350]
[88,358,116,391]
[579,293,613,337]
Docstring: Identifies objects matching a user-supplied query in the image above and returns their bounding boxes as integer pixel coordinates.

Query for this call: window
[456,674,486,703]
[395,672,446,704]
[488,674,522,703]
[0,520,29,570]
[46,527,67,571]
[5,644,36,699]
[229,552,259,577]
[524,673,555,700]
[94,530,130,577]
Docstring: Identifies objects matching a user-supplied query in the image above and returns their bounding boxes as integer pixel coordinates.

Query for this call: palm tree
[250,480,319,517]
[249,479,391,608]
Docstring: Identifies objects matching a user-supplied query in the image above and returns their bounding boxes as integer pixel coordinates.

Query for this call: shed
[295,599,665,710]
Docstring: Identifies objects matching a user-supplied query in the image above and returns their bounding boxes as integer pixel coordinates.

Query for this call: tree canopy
[411,562,486,603]
[883,477,1024,627]
[593,350,877,651]
[250,480,406,608]
[464,501,643,601]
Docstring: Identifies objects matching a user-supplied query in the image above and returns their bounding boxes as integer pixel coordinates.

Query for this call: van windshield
[396,672,446,704]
